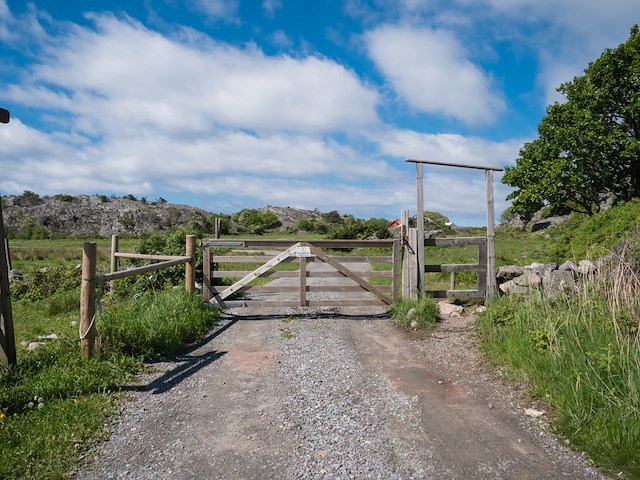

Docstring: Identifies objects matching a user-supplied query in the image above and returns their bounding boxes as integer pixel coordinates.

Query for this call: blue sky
[0,0,638,225]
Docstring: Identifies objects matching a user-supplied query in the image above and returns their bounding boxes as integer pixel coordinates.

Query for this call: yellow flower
[0,412,5,421]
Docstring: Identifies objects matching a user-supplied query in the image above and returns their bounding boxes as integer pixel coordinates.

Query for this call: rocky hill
[1,194,328,238]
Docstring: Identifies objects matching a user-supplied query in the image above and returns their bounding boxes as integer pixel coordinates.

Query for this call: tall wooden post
[80,242,97,358]
[485,170,497,300]
[215,217,221,239]
[110,234,119,294]
[299,256,307,307]
[0,203,16,368]
[185,235,196,293]
[401,210,410,299]
[203,244,211,302]
[415,163,425,296]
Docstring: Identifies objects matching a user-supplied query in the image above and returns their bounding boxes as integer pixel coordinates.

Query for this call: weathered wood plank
[424,264,484,273]
[114,252,187,261]
[210,244,300,303]
[306,244,392,305]
[423,237,486,247]
[209,299,387,308]
[211,270,391,279]
[97,256,191,283]
[427,289,485,299]
[203,239,395,249]
[203,246,212,302]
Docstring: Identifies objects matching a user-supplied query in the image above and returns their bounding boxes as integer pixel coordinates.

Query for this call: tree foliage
[503,25,640,219]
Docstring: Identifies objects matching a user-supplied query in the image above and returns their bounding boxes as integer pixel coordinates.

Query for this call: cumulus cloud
[365,25,505,125]
[14,14,379,136]
[375,128,523,168]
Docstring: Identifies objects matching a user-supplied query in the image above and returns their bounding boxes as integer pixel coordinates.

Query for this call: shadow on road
[125,317,240,394]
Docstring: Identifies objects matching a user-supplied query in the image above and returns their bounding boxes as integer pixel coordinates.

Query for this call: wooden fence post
[415,163,425,296]
[80,242,97,358]
[203,243,211,302]
[185,235,196,293]
[485,170,497,301]
[401,210,410,300]
[110,234,119,295]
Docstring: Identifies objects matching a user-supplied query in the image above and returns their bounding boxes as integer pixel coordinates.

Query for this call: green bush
[98,289,218,359]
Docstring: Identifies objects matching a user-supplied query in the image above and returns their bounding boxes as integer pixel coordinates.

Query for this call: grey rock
[530,215,569,232]
[437,302,464,317]
[512,271,542,287]
[526,262,557,277]
[557,260,577,274]
[542,270,577,300]
[8,269,23,282]
[27,342,47,351]
[496,266,525,283]
[578,260,597,275]
[499,280,529,295]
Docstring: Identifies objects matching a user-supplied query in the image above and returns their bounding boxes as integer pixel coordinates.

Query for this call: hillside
[0,194,329,238]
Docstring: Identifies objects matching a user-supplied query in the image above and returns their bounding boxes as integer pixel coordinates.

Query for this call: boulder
[499,280,529,295]
[525,262,557,277]
[578,260,597,275]
[542,270,577,300]
[512,271,542,287]
[437,302,464,317]
[558,260,578,274]
[496,266,525,283]
[530,215,569,232]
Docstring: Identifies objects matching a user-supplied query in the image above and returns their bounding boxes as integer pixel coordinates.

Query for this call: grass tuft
[390,296,438,331]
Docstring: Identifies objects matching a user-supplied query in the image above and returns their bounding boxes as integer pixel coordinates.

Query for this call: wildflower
[0,412,6,420]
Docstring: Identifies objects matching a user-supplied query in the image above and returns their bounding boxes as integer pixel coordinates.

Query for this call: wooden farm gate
[203,239,401,308]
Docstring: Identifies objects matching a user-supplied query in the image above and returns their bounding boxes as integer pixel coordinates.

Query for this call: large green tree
[503,25,640,218]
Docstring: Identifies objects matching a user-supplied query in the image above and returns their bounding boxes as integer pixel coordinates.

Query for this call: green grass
[98,289,218,358]
[2,236,221,479]
[477,278,640,477]
[390,296,438,332]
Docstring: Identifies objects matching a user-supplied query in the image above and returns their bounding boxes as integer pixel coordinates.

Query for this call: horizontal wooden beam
[406,159,503,172]
[209,299,387,308]
[114,252,187,261]
[424,237,486,247]
[424,264,484,273]
[212,270,391,279]
[97,256,191,283]
[203,239,395,249]
[426,289,485,299]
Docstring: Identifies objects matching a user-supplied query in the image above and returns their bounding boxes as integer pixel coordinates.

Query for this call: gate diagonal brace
[209,242,302,306]
[306,244,392,305]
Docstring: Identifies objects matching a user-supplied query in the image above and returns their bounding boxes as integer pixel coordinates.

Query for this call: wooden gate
[203,239,400,308]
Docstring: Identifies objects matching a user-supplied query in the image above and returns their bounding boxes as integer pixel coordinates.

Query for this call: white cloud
[262,0,283,18]
[375,128,523,168]
[16,14,379,135]
[365,25,505,125]
[191,0,239,21]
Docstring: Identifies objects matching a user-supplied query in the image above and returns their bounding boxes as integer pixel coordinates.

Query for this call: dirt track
[76,308,607,479]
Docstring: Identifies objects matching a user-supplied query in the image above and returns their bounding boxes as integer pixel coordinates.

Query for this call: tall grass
[477,238,640,477]
[98,288,217,358]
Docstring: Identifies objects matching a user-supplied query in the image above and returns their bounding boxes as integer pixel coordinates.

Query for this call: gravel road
[75,307,608,479]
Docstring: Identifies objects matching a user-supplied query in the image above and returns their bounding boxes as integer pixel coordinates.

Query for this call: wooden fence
[203,239,400,308]
[79,234,196,357]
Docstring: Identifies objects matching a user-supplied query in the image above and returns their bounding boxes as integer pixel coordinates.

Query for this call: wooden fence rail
[79,234,196,357]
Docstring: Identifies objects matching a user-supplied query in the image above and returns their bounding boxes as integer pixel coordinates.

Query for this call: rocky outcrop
[498,260,596,299]
[2,195,212,237]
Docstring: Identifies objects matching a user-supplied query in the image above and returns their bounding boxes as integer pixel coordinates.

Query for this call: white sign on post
[295,246,312,257]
